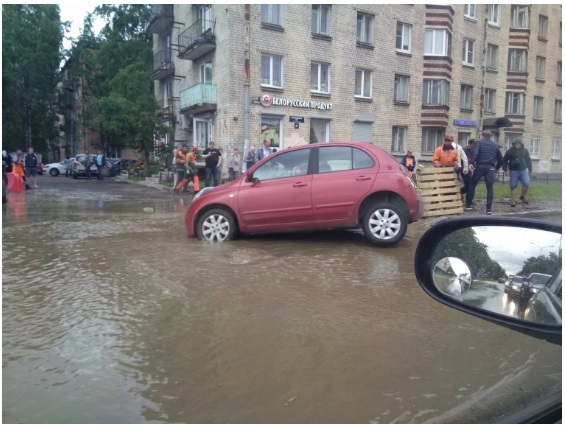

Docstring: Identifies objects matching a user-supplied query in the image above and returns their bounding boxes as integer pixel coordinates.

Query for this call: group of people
[402,130,532,214]
[2,147,41,190]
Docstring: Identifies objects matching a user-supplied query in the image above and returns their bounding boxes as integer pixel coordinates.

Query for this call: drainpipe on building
[242,4,251,173]
[479,9,488,136]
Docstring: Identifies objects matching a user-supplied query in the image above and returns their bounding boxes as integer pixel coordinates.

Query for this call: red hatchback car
[185,142,424,246]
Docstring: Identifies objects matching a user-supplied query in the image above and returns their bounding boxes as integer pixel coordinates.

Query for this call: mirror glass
[431,226,562,326]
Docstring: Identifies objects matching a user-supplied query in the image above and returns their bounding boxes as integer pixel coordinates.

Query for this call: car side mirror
[415,217,562,345]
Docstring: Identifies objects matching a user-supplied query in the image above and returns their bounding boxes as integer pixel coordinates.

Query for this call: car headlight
[193,186,214,200]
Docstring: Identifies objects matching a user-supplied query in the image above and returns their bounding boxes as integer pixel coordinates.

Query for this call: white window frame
[505,92,525,115]
[311,4,331,36]
[539,15,548,39]
[555,100,562,123]
[260,116,283,148]
[558,62,563,85]
[536,56,546,80]
[551,138,561,159]
[193,118,212,151]
[199,61,212,83]
[533,96,544,119]
[310,118,330,143]
[485,88,496,113]
[394,74,409,103]
[396,22,412,53]
[261,4,282,26]
[198,5,212,33]
[423,79,450,106]
[530,137,541,159]
[356,12,374,44]
[508,49,527,72]
[354,68,372,99]
[261,54,282,88]
[311,62,330,93]
[488,4,500,26]
[460,85,473,110]
[486,44,498,70]
[464,4,476,19]
[424,29,451,56]
[422,128,444,154]
[511,5,529,29]
[163,80,172,107]
[392,126,407,153]
[462,38,474,65]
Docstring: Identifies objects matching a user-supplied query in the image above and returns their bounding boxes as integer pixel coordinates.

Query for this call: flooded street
[2,177,561,423]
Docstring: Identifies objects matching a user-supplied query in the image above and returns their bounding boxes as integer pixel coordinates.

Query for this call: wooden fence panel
[415,166,463,218]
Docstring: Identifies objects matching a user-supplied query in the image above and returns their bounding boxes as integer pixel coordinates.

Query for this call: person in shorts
[502,139,532,207]
[23,147,40,188]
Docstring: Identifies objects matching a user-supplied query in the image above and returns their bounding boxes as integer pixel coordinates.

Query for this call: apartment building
[149,4,562,173]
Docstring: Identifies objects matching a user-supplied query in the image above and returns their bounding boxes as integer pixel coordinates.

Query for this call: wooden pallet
[415,166,463,217]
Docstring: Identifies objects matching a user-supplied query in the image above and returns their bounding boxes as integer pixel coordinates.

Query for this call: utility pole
[242,4,251,172]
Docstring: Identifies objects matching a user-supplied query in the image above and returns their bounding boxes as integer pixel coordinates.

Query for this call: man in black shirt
[202,141,222,187]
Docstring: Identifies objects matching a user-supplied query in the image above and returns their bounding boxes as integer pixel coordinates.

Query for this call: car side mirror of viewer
[415,217,562,345]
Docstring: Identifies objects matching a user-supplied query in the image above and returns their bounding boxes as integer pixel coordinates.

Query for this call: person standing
[502,138,533,207]
[460,139,476,197]
[96,150,106,181]
[64,155,73,178]
[400,150,416,177]
[433,135,459,169]
[171,148,179,189]
[202,141,221,187]
[23,147,40,188]
[228,147,241,181]
[83,150,93,180]
[464,130,504,215]
[244,145,257,171]
[255,139,274,162]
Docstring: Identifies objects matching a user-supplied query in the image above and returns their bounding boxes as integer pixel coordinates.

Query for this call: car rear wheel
[362,202,407,246]
[49,168,59,177]
[196,208,237,241]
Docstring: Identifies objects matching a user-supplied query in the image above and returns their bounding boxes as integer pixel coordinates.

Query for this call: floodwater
[2,180,561,423]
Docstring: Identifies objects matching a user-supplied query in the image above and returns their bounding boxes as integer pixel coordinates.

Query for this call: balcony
[147,4,173,34]
[180,83,217,114]
[151,49,174,80]
[155,104,175,121]
[178,19,216,61]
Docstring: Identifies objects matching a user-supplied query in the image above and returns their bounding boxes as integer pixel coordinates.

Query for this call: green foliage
[518,252,562,277]
[474,182,562,201]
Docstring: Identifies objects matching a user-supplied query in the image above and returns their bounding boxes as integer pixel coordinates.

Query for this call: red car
[185,142,424,246]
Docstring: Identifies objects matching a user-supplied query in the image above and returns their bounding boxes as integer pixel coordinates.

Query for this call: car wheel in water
[196,208,237,241]
[362,202,407,246]
[49,168,59,177]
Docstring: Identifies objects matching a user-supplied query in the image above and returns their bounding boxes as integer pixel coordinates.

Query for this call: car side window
[319,146,352,172]
[253,149,310,181]
[353,147,375,170]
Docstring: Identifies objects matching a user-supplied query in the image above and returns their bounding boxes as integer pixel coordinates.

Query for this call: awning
[482,117,513,128]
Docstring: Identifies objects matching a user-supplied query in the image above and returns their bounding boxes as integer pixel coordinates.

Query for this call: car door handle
[356,176,371,181]
[293,182,308,187]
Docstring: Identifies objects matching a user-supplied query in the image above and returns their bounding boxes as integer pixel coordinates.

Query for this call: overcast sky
[59,2,104,51]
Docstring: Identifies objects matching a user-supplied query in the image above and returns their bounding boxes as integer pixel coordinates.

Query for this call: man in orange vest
[400,150,416,177]
[433,134,459,168]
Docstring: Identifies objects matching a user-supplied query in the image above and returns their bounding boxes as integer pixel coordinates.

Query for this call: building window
[558,62,562,84]
[533,96,544,119]
[464,4,476,19]
[504,133,523,151]
[422,128,444,155]
[484,88,496,113]
[505,92,525,115]
[555,100,562,123]
[511,5,529,29]
[261,4,282,26]
[424,29,451,56]
[311,62,330,93]
[391,126,407,153]
[260,116,282,148]
[354,68,372,99]
[462,38,474,65]
[460,85,473,110]
[488,4,500,25]
[539,15,548,39]
[352,121,373,143]
[396,22,412,53]
[356,12,373,44]
[163,80,172,107]
[530,137,541,159]
[508,49,527,72]
[311,5,331,36]
[310,118,330,143]
[394,75,409,103]
[536,56,546,80]
[261,54,282,88]
[551,138,561,159]
[200,61,212,83]
[486,44,498,70]
[198,5,213,33]
[422,79,450,106]
[458,132,472,145]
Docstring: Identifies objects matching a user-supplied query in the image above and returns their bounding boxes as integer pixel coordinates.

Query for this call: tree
[518,252,562,277]
[2,5,63,155]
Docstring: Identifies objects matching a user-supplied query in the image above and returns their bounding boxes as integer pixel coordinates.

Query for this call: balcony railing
[178,19,216,61]
[148,4,173,34]
[180,83,217,113]
[151,49,174,80]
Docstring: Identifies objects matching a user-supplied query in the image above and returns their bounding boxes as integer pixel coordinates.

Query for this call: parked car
[72,154,98,179]
[43,159,74,177]
[415,216,561,423]
[185,142,424,245]
[105,159,137,177]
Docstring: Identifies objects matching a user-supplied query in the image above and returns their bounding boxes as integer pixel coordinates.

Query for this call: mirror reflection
[431,226,562,326]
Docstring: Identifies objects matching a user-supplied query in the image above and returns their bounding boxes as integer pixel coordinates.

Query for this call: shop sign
[260,93,332,111]
[454,119,477,127]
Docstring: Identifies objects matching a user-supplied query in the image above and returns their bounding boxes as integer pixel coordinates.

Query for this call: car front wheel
[49,168,59,177]
[362,202,407,246]
[196,208,237,241]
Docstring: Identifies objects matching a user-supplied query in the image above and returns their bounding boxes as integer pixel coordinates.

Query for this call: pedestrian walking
[502,138,532,207]
[202,141,221,187]
[400,150,416,177]
[460,139,475,197]
[83,150,93,180]
[64,155,73,177]
[23,147,40,188]
[244,145,257,171]
[464,130,504,215]
[228,147,241,181]
[171,148,178,189]
[174,145,188,192]
[96,150,106,181]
